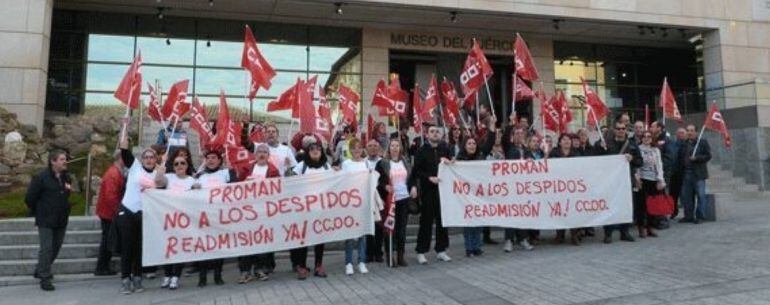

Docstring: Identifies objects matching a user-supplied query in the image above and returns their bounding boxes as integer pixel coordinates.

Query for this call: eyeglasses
[173,162,187,166]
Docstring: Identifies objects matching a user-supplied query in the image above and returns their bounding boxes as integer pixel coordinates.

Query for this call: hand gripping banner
[142,170,378,266]
[438,155,632,229]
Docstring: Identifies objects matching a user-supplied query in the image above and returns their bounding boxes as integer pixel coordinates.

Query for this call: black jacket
[25,168,72,228]
[411,141,452,192]
[678,138,711,180]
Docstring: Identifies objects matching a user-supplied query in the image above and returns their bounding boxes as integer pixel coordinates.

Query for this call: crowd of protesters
[25,111,713,292]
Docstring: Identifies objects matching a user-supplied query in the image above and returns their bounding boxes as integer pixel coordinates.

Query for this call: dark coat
[25,168,72,228]
[594,136,643,183]
[679,138,711,180]
[411,141,452,192]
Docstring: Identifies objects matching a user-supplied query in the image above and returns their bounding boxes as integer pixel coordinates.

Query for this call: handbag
[407,197,421,215]
[646,194,674,216]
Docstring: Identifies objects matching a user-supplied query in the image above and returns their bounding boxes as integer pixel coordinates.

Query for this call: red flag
[514,33,540,82]
[659,77,682,122]
[366,114,375,144]
[298,79,317,134]
[382,189,396,234]
[209,90,231,148]
[581,77,609,127]
[703,102,732,147]
[412,84,422,134]
[161,79,191,122]
[249,122,264,143]
[147,82,163,123]
[372,79,408,116]
[114,52,142,109]
[316,85,334,141]
[441,78,461,127]
[460,40,493,101]
[224,120,243,148]
[226,146,256,182]
[189,97,213,146]
[242,25,276,100]
[514,75,534,101]
[541,95,561,132]
[387,75,409,116]
[422,76,440,121]
[338,83,360,127]
[552,90,573,132]
[266,78,303,118]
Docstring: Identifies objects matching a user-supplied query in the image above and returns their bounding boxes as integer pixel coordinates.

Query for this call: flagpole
[587,106,606,145]
[691,124,706,158]
[512,73,518,126]
[164,115,179,159]
[475,92,480,128]
[483,78,496,118]
[437,101,447,137]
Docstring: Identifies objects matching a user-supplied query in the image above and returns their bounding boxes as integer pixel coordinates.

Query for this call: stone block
[0,32,45,68]
[0,68,24,103]
[0,0,28,32]
[590,0,636,12]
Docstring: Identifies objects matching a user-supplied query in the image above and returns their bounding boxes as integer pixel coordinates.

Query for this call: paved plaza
[1,197,769,305]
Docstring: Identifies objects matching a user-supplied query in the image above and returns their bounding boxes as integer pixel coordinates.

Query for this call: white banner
[142,170,377,266]
[438,155,632,229]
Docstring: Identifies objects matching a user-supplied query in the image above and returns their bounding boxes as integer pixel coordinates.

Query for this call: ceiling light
[166,38,171,45]
[208,0,214,7]
[156,7,164,20]
[334,2,343,15]
[661,28,668,37]
[552,19,561,30]
[450,11,458,23]
[648,27,656,35]
[688,33,703,44]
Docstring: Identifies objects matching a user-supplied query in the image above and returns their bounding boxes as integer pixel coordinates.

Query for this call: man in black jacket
[678,124,711,224]
[413,124,453,264]
[594,121,643,243]
[25,149,71,291]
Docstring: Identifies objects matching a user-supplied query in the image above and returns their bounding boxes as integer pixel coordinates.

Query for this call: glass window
[194,68,248,97]
[196,40,241,68]
[83,92,129,117]
[137,36,195,65]
[309,46,356,72]
[142,66,194,92]
[260,44,308,71]
[85,63,129,91]
[88,34,135,62]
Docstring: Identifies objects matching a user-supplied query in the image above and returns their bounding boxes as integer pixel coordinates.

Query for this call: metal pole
[483,78,496,118]
[84,152,93,216]
[691,124,706,158]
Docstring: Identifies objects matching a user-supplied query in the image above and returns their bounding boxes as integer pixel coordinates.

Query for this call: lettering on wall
[389,33,514,53]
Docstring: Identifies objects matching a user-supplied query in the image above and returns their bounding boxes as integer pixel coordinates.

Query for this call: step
[0,230,102,246]
[0,257,119,277]
[0,243,100,260]
[0,217,101,232]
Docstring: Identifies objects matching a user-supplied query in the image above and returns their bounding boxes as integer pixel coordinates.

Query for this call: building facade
[1,0,770,187]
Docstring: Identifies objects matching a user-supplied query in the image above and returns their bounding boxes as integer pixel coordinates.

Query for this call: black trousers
[415,188,449,254]
[669,173,683,216]
[632,189,646,226]
[289,244,324,269]
[35,226,66,280]
[95,219,113,273]
[116,206,142,279]
[366,219,384,260]
[384,199,410,253]
[237,253,273,273]
[163,264,183,277]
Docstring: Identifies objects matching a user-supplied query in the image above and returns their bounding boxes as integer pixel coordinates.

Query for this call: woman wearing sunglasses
[637,130,665,238]
[154,153,200,290]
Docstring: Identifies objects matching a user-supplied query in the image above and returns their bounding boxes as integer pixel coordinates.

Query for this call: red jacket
[95,164,126,220]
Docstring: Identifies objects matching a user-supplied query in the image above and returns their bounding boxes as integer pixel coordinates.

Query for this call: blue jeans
[680,171,707,220]
[463,227,482,252]
[345,237,367,264]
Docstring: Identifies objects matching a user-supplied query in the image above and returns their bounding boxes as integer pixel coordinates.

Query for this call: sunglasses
[173,161,187,166]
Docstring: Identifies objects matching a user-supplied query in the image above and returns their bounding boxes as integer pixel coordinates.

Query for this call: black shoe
[373,256,384,263]
[473,249,484,256]
[198,272,207,287]
[620,233,636,242]
[40,280,55,291]
[483,238,499,245]
[693,219,702,224]
[94,269,117,276]
[466,250,473,257]
[679,218,694,223]
[603,236,613,244]
[214,273,225,285]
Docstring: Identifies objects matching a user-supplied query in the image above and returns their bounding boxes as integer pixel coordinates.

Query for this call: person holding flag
[678,124,712,224]
[364,138,385,262]
[253,122,298,176]
[375,138,416,267]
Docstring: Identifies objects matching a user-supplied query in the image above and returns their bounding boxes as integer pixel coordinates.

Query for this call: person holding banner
[448,126,465,158]
[524,135,547,244]
[575,128,594,157]
[375,138,416,267]
[678,124,711,224]
[595,121,642,243]
[116,138,161,294]
[193,149,235,287]
[364,139,385,262]
[156,120,190,169]
[341,138,371,275]
[413,124,453,264]
[637,130,665,238]
[154,152,201,290]
[496,127,534,252]
[455,134,495,257]
[236,144,281,283]
[289,141,331,279]
[254,122,297,176]
[551,133,582,245]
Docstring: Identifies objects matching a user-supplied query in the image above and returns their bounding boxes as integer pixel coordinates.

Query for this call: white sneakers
[169,276,179,290]
[436,252,452,262]
[519,239,534,251]
[503,240,514,252]
[416,254,428,265]
[161,276,171,288]
[358,263,369,274]
[345,263,354,275]
[346,263,369,275]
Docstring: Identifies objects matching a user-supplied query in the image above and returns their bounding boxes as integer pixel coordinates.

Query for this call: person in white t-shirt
[375,138,417,267]
[363,139,382,261]
[154,154,199,290]
[253,122,297,176]
[340,138,369,275]
[289,141,331,280]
